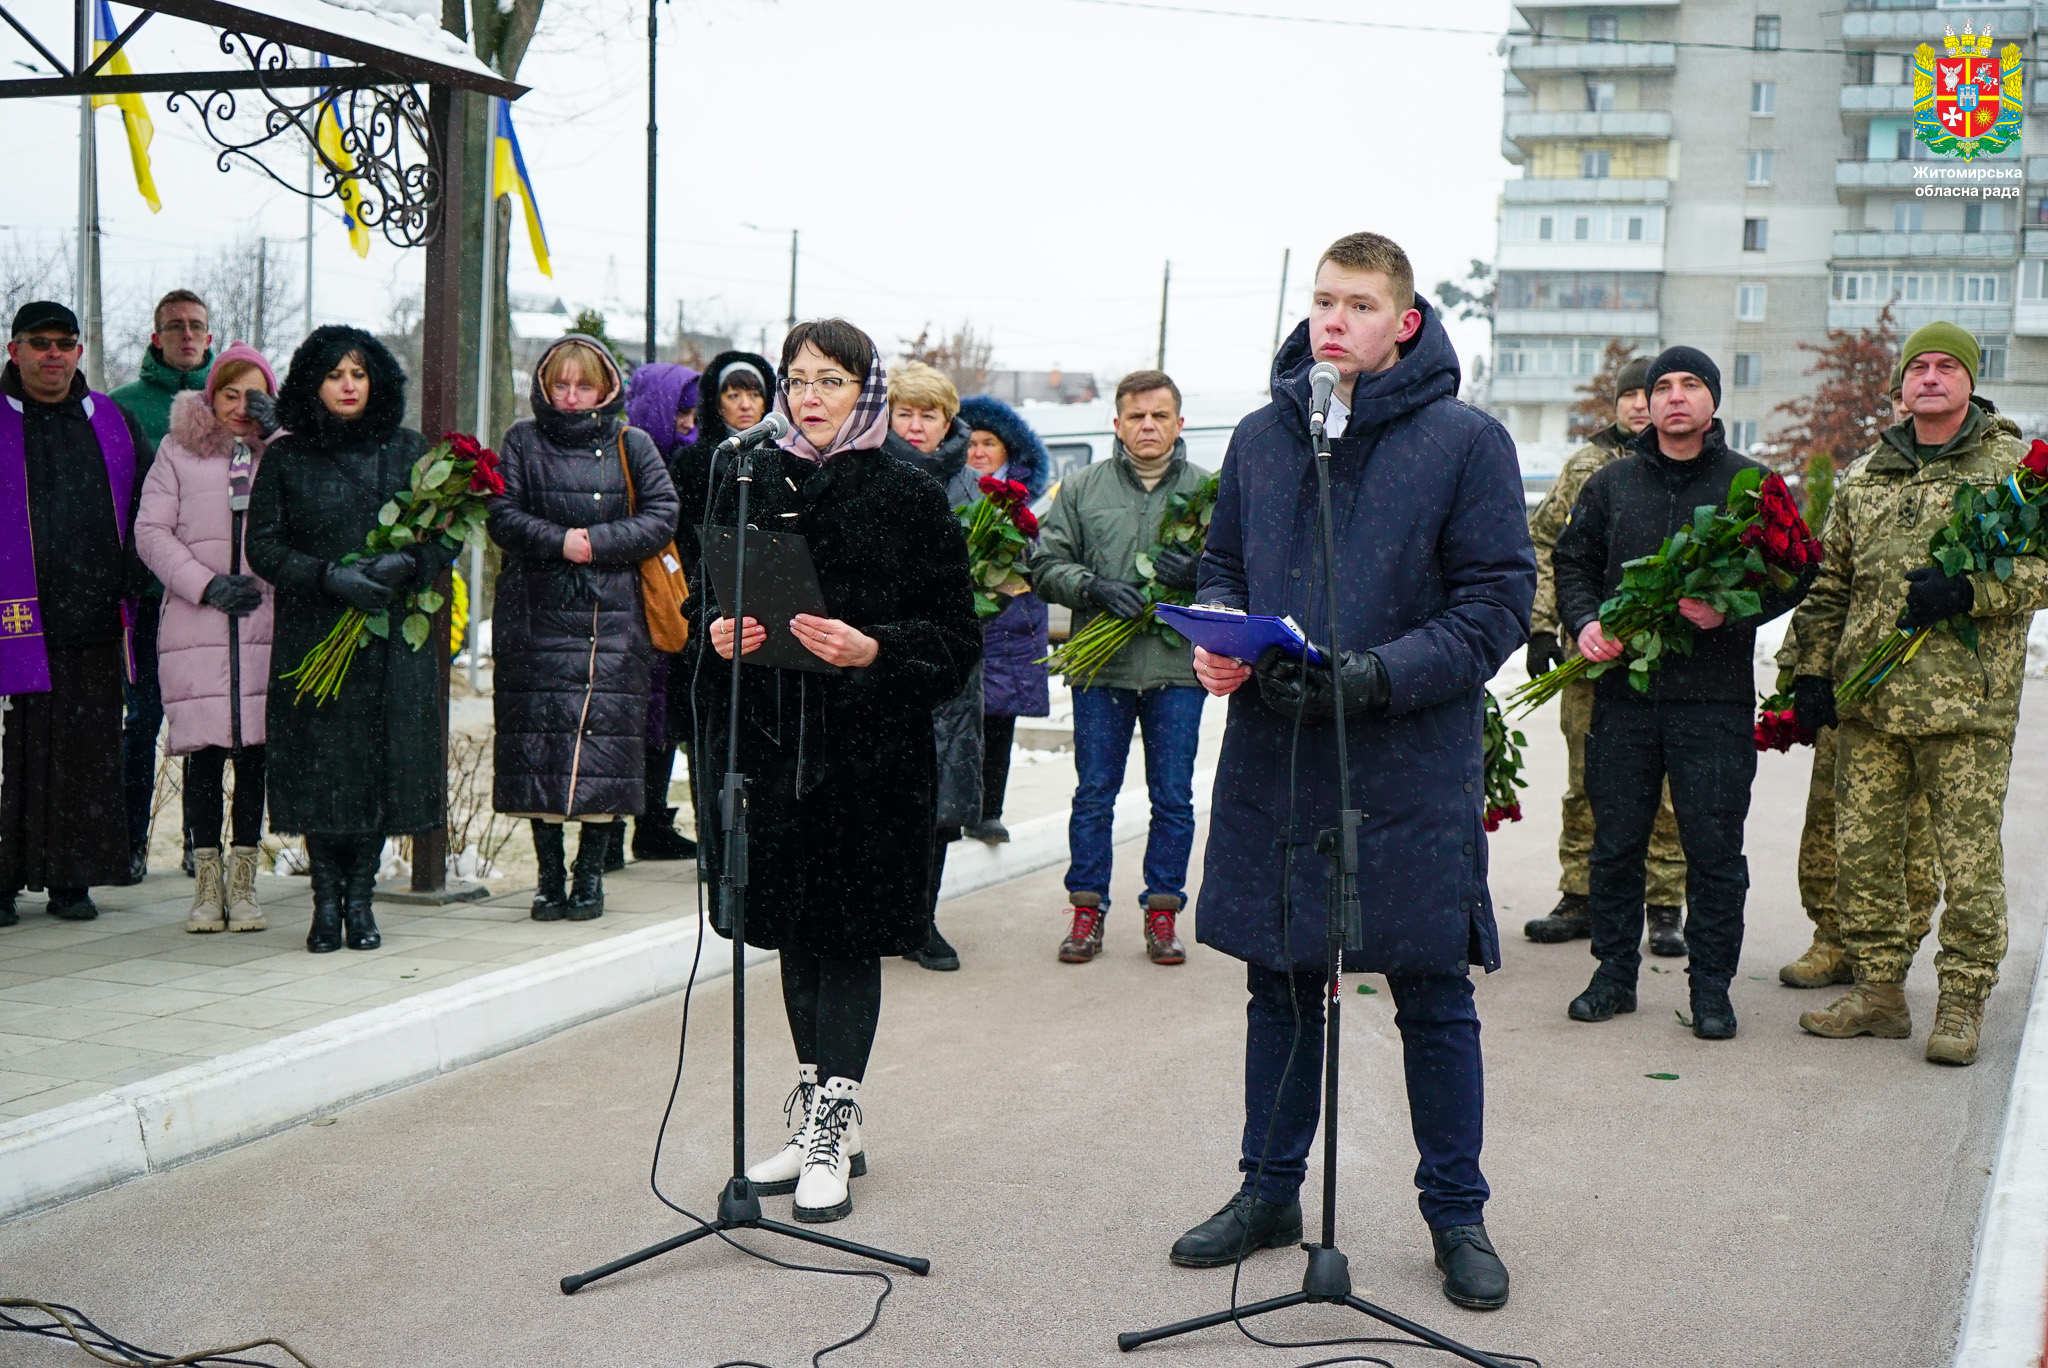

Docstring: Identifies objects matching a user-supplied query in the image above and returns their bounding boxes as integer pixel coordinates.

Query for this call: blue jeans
[1065,685,1204,908]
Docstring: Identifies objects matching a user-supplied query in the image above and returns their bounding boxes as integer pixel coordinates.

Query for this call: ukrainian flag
[91,0,159,212]
[315,55,371,258]
[491,97,552,278]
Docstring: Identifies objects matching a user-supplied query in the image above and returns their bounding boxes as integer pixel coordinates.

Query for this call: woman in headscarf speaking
[696,319,980,1225]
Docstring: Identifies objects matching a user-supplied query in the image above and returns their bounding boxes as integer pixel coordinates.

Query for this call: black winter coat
[489,339,680,817]
[246,327,455,836]
[1552,421,1812,706]
[1196,308,1535,978]
[692,444,982,957]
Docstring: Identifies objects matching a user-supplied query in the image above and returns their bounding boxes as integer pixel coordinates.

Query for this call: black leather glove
[358,550,420,591]
[1255,647,1390,724]
[241,389,280,438]
[201,574,263,617]
[1083,576,1150,621]
[1792,674,1838,735]
[1898,566,1974,630]
[1524,635,1564,679]
[323,561,400,614]
[1150,545,1200,594]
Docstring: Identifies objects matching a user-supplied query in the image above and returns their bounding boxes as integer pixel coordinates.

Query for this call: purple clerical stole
[0,392,137,696]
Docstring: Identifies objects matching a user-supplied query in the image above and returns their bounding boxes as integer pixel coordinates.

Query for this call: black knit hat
[1644,345,1721,411]
[1615,355,1651,397]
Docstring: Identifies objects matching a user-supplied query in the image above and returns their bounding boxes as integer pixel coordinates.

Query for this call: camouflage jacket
[1790,403,2048,738]
[1528,423,1629,648]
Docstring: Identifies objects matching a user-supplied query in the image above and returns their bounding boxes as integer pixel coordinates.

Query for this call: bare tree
[1567,338,1642,440]
[188,238,303,358]
[900,322,995,396]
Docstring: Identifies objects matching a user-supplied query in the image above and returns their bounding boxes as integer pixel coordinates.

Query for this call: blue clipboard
[1152,603,1326,666]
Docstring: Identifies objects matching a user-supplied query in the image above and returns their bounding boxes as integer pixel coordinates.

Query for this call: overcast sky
[3,0,1513,396]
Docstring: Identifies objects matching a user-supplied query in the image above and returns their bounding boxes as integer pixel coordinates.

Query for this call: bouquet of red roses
[282,432,503,704]
[1753,691,1815,752]
[957,475,1039,620]
[1509,469,1820,715]
[1837,438,2048,702]
[1041,472,1219,683]
[1482,691,1526,831]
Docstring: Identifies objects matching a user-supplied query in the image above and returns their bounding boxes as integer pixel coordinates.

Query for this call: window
[1893,203,1925,232]
[1753,15,1781,50]
[1965,202,2009,233]
[1978,335,2007,383]
[1746,150,1774,185]
[1581,148,1611,178]
[1752,81,1777,116]
[1586,81,1616,112]
[1625,214,1645,241]
[1574,215,1592,241]
[1494,336,1615,377]
[1496,271,1661,311]
[1959,272,2002,303]
[1830,268,2010,304]
[1502,208,1663,244]
[1743,217,1769,251]
[1737,283,1768,321]
[2025,260,2048,300]
[1587,13,1618,42]
[2037,197,2048,225]
[1539,214,1554,240]
[1732,354,1763,388]
[1728,420,1759,452]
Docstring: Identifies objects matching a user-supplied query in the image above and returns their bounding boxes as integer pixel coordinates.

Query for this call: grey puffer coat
[488,336,680,817]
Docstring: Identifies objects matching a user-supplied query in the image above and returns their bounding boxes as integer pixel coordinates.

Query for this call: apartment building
[1493,0,2041,453]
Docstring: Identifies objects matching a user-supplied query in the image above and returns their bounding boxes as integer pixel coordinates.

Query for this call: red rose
[1739,523,1764,551]
[444,431,484,460]
[1015,507,1040,538]
[978,475,1006,496]
[1763,524,1793,560]
[2024,440,2048,481]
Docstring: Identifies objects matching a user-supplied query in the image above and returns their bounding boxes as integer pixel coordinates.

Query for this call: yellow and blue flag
[315,54,371,258]
[91,0,159,212]
[491,97,552,278]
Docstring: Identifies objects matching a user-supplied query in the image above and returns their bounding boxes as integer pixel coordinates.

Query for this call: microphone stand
[1116,411,1509,1368]
[561,435,929,1296]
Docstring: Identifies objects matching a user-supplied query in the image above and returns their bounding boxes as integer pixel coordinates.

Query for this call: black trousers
[185,744,268,849]
[982,714,1016,821]
[122,606,165,851]
[1585,695,1755,991]
[779,951,882,1083]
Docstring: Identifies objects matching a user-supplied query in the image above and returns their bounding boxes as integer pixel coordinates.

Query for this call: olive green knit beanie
[1899,321,1979,389]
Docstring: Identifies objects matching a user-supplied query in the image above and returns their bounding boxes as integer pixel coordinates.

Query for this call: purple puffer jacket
[134,390,275,752]
[982,590,1049,718]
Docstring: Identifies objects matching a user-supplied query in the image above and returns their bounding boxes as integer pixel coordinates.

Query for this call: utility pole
[75,3,103,388]
[1271,247,1291,358]
[1156,259,1171,371]
[644,0,658,365]
[253,237,267,353]
[787,228,799,334]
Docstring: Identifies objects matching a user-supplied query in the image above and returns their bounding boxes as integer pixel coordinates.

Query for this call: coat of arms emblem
[1915,24,2023,160]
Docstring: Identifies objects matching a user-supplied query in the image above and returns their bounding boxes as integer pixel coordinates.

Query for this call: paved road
[3,695,2042,1368]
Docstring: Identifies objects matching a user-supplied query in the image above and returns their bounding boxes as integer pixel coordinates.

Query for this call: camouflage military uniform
[1530,425,1686,903]
[1790,406,2045,1001]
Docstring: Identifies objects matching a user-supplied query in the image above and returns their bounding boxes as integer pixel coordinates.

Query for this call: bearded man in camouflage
[1788,323,2044,1066]
[1523,355,1688,955]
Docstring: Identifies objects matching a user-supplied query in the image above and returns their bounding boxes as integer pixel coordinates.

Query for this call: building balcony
[1494,309,1661,337]
[1503,110,1672,159]
[1503,176,1670,204]
[1836,158,2022,200]
[1843,8,2030,41]
[2026,226,2048,256]
[2028,156,2048,185]
[1489,373,1597,404]
[1498,241,1666,272]
[1506,40,1676,74]
[1833,229,2017,259]
[2016,300,2048,337]
[1829,302,2012,333]
[1839,84,1916,119]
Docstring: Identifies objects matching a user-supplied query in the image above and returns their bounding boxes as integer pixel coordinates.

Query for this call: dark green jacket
[1031,440,1207,691]
[111,347,210,597]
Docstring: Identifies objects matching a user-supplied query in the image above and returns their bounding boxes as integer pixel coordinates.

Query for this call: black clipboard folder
[697,524,843,675]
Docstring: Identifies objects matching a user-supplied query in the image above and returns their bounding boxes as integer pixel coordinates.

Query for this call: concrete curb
[1954,920,2048,1367]
[0,768,1214,1224]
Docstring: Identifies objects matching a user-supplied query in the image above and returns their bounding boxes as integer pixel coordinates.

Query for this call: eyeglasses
[157,321,208,335]
[779,375,852,397]
[17,336,79,353]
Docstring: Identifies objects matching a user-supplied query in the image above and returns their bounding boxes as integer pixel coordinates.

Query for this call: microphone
[714,411,790,454]
[1308,362,1341,439]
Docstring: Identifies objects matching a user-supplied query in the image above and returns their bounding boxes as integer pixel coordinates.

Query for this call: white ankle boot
[225,846,265,931]
[746,1065,818,1195]
[793,1076,863,1223]
[186,848,226,932]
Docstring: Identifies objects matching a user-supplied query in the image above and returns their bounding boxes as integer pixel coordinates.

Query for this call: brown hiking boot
[1059,895,1105,964]
[1144,895,1186,966]
[1780,936,1854,988]
[1523,893,1590,943]
[1799,982,1912,1039]
[1926,993,1984,1067]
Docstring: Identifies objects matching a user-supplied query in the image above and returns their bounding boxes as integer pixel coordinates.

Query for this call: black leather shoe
[529,820,569,921]
[0,891,16,927]
[1432,1224,1509,1310]
[341,836,382,951]
[1646,904,1687,957]
[1523,893,1589,943]
[1691,985,1738,1040]
[121,843,148,886]
[1169,1192,1303,1269]
[1568,974,1636,1022]
[913,923,960,972]
[569,825,608,920]
[46,888,98,921]
[964,819,1010,844]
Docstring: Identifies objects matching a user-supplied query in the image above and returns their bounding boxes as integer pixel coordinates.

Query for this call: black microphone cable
[0,1298,315,1367]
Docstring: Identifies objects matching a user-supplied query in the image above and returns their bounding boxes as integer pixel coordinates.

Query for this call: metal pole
[1156,259,1170,371]
[787,228,798,332]
[644,0,657,365]
[304,136,314,340]
[471,96,497,696]
[1271,247,1291,358]
[76,0,103,389]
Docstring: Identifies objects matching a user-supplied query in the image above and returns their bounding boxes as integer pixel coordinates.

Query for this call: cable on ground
[0,1299,315,1368]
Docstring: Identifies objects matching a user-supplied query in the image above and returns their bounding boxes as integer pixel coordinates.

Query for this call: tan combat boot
[1925,993,1984,1067]
[185,847,226,933]
[1780,936,1853,988]
[1798,981,1912,1039]
[224,845,266,932]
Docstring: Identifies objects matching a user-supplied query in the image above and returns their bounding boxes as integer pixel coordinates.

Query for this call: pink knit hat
[206,341,277,401]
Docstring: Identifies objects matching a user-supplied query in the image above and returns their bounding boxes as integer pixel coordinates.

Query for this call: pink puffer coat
[135,389,275,753]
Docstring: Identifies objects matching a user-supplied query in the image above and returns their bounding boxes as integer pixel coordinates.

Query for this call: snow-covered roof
[150,0,522,97]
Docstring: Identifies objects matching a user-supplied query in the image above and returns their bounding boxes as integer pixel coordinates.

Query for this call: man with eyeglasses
[0,301,153,924]
[109,289,214,883]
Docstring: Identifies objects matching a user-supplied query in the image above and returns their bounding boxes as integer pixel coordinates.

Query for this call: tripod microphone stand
[561,433,930,1296]
[1116,412,1509,1368]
